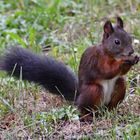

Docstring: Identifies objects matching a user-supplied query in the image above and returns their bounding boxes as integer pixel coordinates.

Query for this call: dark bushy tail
[0,47,78,101]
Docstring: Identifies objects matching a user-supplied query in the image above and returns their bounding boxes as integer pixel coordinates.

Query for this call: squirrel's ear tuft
[103,20,114,39]
[104,20,114,34]
[116,16,123,28]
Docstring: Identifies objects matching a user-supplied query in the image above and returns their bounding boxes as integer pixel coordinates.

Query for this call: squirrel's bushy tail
[0,47,78,101]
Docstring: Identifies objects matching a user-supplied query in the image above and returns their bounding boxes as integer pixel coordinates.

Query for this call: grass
[0,0,140,139]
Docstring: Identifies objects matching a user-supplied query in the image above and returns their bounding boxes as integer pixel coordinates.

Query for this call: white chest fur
[101,76,119,105]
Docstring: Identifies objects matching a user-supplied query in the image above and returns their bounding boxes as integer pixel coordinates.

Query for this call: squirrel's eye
[115,39,120,45]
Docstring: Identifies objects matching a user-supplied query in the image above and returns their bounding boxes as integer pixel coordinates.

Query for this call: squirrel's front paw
[133,55,139,64]
[123,55,139,65]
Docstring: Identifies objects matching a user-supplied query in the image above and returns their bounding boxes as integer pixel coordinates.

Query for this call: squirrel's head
[102,17,134,58]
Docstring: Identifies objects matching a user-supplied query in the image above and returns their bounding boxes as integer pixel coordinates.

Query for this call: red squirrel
[0,17,139,116]
[77,17,139,115]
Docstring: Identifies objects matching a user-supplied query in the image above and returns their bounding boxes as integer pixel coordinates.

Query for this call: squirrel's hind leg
[107,77,126,110]
[76,84,103,118]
